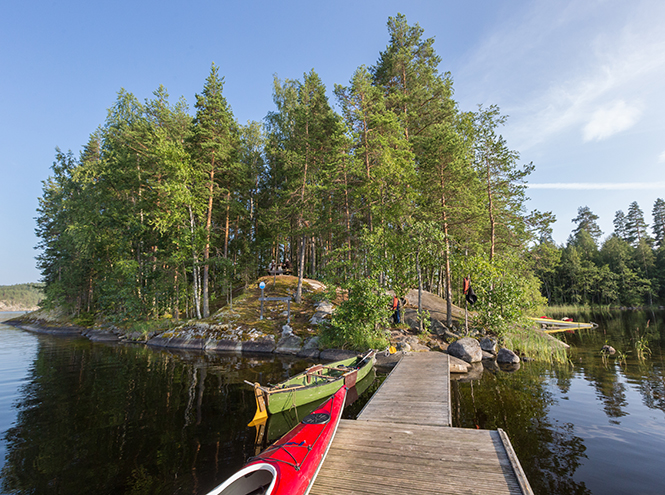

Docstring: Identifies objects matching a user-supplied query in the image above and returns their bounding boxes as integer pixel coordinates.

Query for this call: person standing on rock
[391,295,401,324]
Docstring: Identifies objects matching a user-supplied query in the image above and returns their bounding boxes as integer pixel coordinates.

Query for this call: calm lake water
[1,310,664,494]
[453,309,665,495]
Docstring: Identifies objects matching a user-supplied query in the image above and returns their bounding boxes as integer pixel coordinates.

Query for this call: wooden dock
[310,352,533,495]
[357,352,451,427]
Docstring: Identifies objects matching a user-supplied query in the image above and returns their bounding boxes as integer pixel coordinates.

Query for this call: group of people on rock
[268,259,291,275]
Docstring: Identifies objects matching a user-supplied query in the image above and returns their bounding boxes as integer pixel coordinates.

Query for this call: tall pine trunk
[295,234,307,303]
[202,159,215,319]
[486,158,495,262]
[189,205,202,319]
[440,171,453,329]
[224,190,231,258]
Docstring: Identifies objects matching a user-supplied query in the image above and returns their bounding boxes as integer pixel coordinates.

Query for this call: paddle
[245,380,269,427]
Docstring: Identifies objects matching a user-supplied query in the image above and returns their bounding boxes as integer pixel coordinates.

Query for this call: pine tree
[625,201,649,247]
[613,210,627,240]
[652,198,665,247]
[474,106,534,261]
[335,66,414,235]
[265,71,345,302]
[190,63,240,317]
[571,206,603,243]
[371,13,454,141]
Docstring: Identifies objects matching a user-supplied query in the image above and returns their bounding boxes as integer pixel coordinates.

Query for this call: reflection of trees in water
[0,340,304,495]
[562,310,665,418]
[452,309,665,494]
[451,363,591,495]
[637,368,665,413]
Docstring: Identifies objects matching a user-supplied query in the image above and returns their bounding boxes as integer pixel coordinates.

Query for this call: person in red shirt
[391,295,401,324]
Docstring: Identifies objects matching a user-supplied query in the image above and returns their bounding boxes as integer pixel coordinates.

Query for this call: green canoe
[262,367,376,446]
[250,350,376,415]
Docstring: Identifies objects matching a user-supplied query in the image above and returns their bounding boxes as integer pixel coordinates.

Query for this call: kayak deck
[208,387,347,495]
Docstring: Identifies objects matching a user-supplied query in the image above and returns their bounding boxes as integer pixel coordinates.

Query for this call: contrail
[528,182,665,190]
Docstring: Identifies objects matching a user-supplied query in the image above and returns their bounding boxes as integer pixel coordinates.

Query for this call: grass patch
[501,324,569,364]
[212,275,324,337]
[124,319,175,335]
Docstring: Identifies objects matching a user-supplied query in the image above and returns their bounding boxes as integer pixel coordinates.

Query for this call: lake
[453,309,665,494]
[1,310,664,494]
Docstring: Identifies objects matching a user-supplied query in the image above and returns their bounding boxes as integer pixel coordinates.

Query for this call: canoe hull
[264,350,375,414]
[265,367,375,445]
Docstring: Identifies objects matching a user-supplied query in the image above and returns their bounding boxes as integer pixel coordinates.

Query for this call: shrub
[319,278,390,351]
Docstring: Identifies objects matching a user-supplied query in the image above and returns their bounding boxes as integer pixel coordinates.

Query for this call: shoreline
[2,317,403,369]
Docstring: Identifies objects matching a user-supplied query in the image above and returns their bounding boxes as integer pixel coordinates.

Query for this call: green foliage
[34,14,544,330]
[614,349,627,367]
[418,309,432,334]
[0,284,44,309]
[72,312,95,327]
[319,278,390,351]
[652,198,665,247]
[461,253,546,335]
[534,200,665,307]
[633,328,652,361]
[572,206,603,243]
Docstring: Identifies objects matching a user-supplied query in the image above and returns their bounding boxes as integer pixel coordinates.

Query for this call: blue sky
[1,0,664,285]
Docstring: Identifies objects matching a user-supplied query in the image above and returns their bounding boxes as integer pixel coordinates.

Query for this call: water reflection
[452,310,665,495]
[452,362,590,495]
[3,310,664,494]
[0,336,315,495]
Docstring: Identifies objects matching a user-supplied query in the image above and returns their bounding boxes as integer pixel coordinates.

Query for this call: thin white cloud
[529,182,665,190]
[455,0,665,151]
[659,151,665,162]
[582,100,642,141]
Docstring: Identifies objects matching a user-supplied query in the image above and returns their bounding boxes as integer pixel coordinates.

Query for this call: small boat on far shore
[529,316,598,333]
[206,386,347,495]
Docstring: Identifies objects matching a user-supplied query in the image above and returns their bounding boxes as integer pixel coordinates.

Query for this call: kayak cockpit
[206,463,277,495]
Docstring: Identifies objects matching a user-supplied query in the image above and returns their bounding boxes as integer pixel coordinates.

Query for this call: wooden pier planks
[310,420,526,495]
[310,352,533,495]
[357,352,451,427]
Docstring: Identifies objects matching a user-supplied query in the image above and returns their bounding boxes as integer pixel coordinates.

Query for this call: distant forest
[0,284,44,310]
[533,202,665,307]
[34,14,663,328]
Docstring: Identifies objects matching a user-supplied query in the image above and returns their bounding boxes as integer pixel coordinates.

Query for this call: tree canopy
[530,201,665,306]
[36,14,548,330]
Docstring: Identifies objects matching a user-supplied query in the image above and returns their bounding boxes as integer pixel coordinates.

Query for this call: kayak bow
[207,386,347,495]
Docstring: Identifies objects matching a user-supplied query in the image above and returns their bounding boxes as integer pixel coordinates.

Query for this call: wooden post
[464,276,469,335]
[465,298,469,335]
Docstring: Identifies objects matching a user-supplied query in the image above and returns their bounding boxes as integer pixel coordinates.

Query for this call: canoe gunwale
[263,350,375,414]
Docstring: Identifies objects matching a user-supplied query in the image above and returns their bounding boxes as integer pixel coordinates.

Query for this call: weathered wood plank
[357,352,451,427]
[309,353,529,494]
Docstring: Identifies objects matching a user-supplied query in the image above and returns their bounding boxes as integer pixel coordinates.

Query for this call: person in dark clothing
[391,295,401,324]
[463,277,477,305]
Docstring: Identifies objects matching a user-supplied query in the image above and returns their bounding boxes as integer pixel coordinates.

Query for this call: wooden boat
[249,350,375,416]
[206,386,347,495]
[529,317,598,333]
[263,366,376,446]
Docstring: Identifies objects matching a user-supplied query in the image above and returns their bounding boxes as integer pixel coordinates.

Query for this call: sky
[1,0,664,285]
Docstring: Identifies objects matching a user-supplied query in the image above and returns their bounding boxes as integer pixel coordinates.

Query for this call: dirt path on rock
[403,289,467,327]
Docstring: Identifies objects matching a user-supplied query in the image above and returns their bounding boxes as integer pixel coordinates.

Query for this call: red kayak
[207,386,347,495]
